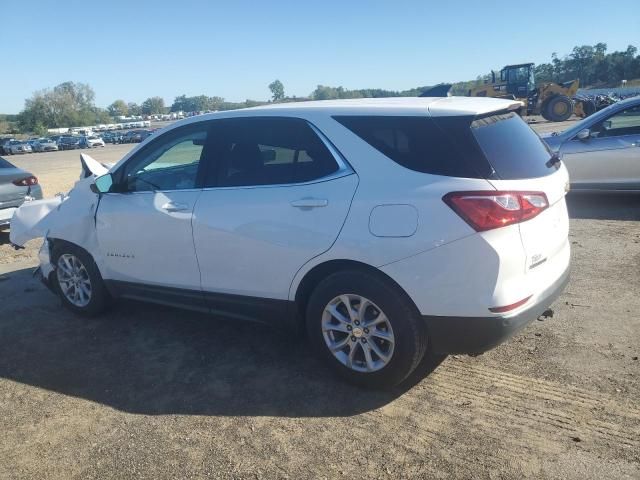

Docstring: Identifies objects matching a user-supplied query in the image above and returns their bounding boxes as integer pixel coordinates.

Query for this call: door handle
[290,198,328,209]
[161,202,189,212]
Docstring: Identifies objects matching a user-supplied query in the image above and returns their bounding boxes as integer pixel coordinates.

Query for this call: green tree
[108,99,128,117]
[127,102,142,116]
[269,80,285,101]
[170,94,226,112]
[18,81,101,132]
[141,96,166,115]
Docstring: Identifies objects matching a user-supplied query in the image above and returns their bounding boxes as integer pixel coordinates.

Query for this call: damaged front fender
[9,153,106,251]
[9,196,64,247]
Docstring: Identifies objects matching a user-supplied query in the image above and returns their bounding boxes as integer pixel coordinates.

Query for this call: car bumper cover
[423,266,570,354]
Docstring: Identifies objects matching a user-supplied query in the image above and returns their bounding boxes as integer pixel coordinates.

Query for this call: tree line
[6,42,638,135]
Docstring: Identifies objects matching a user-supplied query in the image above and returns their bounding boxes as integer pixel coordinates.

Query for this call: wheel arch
[292,259,420,325]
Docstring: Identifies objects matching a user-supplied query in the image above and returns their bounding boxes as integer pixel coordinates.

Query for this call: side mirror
[91,173,114,194]
[576,129,591,141]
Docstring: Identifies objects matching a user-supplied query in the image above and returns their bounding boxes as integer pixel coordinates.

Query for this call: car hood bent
[10,154,104,248]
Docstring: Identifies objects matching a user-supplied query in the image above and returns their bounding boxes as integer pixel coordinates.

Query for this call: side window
[119,125,208,192]
[207,117,339,187]
[591,106,640,138]
[334,115,489,178]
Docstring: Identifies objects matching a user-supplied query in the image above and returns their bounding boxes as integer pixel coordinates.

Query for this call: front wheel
[306,270,427,389]
[545,95,574,122]
[52,243,110,316]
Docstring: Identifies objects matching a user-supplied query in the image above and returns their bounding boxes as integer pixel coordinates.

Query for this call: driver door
[561,105,640,189]
[96,124,209,306]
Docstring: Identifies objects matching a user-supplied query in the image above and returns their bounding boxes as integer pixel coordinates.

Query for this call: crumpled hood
[9,196,64,246]
[9,153,106,247]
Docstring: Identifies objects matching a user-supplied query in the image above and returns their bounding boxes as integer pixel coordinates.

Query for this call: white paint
[369,205,418,237]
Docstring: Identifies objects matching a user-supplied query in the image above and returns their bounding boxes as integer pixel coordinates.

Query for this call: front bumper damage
[9,153,108,250]
[38,238,55,286]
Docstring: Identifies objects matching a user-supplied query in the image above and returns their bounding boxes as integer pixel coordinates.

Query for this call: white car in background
[81,135,106,148]
[10,97,570,388]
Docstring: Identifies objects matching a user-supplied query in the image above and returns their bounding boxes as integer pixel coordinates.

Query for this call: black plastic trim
[104,280,295,327]
[423,266,570,354]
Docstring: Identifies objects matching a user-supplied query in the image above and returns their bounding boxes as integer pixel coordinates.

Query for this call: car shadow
[0,267,445,417]
[566,192,640,221]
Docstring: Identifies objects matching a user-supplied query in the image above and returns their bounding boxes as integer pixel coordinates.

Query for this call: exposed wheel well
[48,238,78,256]
[293,259,419,324]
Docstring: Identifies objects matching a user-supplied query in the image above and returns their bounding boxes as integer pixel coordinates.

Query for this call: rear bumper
[424,266,570,355]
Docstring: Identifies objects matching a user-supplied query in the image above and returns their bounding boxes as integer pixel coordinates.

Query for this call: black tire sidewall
[51,243,109,317]
[306,270,427,389]
[546,96,573,122]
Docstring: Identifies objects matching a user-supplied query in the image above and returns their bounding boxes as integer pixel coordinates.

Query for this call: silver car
[32,138,59,152]
[0,156,43,229]
[543,96,640,191]
[3,140,33,155]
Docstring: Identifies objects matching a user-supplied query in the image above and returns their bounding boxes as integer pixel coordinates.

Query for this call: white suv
[10,97,570,388]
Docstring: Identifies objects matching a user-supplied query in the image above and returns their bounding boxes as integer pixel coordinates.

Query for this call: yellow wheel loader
[468,63,584,122]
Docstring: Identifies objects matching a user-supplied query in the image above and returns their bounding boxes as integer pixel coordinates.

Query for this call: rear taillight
[443,191,548,232]
[12,176,38,187]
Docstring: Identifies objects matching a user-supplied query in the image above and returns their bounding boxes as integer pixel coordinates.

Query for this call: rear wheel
[306,270,427,389]
[545,95,574,122]
[52,243,110,316]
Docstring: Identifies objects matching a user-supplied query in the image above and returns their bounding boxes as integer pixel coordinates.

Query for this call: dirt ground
[1,120,639,479]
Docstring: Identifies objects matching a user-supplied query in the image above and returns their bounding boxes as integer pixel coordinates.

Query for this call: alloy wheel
[321,294,395,373]
[56,253,92,307]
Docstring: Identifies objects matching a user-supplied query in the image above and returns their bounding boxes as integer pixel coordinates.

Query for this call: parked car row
[1,135,108,154]
[0,129,157,155]
[101,129,155,144]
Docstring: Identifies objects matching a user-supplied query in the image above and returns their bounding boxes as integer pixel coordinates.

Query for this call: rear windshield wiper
[546,152,562,169]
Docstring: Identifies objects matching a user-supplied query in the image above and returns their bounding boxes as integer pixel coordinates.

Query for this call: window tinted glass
[471,112,556,179]
[591,106,640,138]
[207,117,339,187]
[120,125,207,192]
[334,115,490,178]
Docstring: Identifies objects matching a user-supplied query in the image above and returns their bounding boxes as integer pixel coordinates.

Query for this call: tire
[582,99,597,117]
[540,104,551,121]
[545,95,574,122]
[306,270,427,389]
[51,242,110,317]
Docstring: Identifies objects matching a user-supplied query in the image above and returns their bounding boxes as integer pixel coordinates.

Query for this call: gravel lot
[1,119,639,479]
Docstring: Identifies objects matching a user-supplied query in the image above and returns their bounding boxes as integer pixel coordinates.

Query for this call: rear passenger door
[192,117,358,322]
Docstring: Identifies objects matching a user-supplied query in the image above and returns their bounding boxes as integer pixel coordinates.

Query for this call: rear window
[334,115,487,178]
[335,112,556,180]
[471,112,555,179]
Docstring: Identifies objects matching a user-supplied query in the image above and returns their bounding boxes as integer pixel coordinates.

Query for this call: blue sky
[1,0,638,113]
